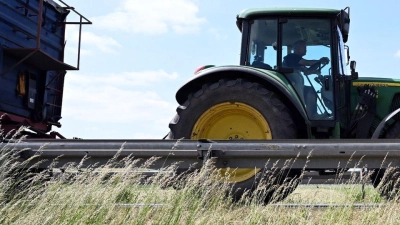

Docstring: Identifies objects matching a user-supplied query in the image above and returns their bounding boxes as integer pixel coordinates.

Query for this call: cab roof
[238,8,341,19]
[237,8,341,31]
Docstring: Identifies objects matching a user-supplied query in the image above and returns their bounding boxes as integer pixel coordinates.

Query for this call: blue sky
[53,0,400,139]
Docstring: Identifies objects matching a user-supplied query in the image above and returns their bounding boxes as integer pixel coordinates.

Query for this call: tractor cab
[237,8,352,124]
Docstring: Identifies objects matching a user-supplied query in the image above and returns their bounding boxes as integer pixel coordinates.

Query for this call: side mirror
[347,60,358,80]
[350,61,356,71]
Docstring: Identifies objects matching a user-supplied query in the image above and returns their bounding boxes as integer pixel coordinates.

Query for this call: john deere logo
[352,82,400,87]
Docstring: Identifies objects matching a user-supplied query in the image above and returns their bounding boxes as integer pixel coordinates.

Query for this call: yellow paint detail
[192,102,272,183]
[16,72,26,96]
[352,82,400,87]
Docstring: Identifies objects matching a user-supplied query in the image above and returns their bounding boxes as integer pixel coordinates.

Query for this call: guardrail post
[196,140,219,169]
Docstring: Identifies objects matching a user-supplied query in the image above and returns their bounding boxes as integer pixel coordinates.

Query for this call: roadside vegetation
[0,131,399,224]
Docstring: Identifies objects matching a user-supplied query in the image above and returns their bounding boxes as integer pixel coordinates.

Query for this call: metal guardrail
[2,139,400,170]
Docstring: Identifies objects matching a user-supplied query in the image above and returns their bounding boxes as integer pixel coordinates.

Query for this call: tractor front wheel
[168,78,301,203]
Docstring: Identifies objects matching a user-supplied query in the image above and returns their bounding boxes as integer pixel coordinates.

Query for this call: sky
[52,0,400,139]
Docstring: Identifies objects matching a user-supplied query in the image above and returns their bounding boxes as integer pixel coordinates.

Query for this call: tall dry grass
[0,130,400,224]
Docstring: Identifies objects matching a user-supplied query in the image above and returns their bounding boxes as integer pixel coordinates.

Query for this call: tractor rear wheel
[168,78,301,203]
[371,121,400,199]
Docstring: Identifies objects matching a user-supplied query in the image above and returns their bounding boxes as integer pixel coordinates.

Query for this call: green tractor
[168,7,400,202]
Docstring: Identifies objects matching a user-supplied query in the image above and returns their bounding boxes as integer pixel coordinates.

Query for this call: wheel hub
[191,102,272,183]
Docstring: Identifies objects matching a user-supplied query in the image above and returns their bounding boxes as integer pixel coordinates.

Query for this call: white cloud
[66,70,178,87]
[65,46,92,56]
[57,88,175,139]
[62,86,174,123]
[65,26,121,54]
[208,28,228,40]
[61,70,178,124]
[81,32,121,53]
[395,50,400,58]
[92,0,206,35]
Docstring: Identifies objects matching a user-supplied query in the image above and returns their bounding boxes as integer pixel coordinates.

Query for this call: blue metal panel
[0,0,69,132]
[0,53,44,116]
[0,0,66,59]
[0,44,3,71]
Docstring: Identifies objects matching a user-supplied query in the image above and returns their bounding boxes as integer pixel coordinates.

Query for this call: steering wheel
[304,61,328,75]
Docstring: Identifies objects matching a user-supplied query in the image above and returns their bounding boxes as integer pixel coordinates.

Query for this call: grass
[1,133,400,224]
[1,182,395,225]
[285,184,383,204]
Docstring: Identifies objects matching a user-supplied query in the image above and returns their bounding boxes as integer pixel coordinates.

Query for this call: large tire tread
[168,78,300,203]
[168,78,297,139]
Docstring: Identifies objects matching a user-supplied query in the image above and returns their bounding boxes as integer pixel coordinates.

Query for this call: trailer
[0,0,90,138]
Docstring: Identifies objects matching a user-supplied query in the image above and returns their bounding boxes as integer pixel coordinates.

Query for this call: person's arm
[299,57,330,66]
[299,59,319,66]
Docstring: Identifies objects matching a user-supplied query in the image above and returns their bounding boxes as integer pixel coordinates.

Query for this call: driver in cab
[283,40,329,74]
[283,40,330,119]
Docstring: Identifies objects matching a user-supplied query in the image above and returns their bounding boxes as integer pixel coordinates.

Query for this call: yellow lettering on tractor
[353,82,400,87]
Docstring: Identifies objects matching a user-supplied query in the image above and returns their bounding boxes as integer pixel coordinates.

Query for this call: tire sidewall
[171,78,296,139]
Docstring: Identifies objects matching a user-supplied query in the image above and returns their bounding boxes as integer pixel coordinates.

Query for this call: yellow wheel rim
[191,102,272,183]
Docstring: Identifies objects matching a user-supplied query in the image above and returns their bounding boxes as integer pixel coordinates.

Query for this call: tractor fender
[175,66,308,120]
[371,108,400,139]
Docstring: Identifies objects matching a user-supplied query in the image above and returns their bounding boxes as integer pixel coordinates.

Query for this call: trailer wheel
[169,78,301,203]
[371,121,400,199]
